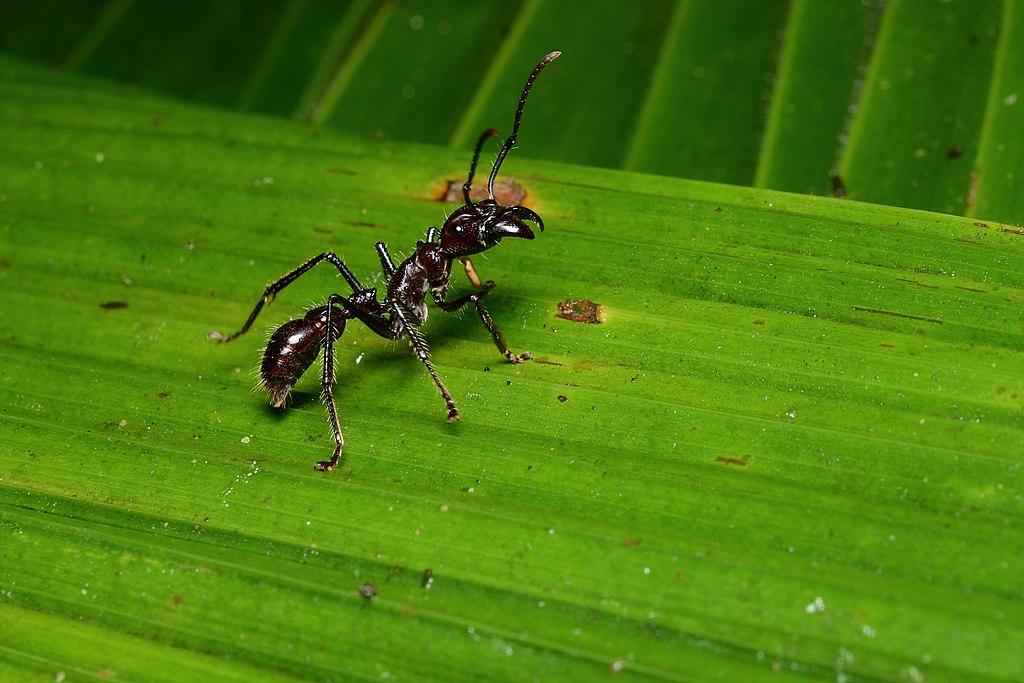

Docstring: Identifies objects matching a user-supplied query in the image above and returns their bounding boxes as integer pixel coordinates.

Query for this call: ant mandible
[212,51,560,471]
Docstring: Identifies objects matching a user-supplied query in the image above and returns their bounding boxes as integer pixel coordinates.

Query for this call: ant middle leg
[433,287,531,364]
[211,252,362,343]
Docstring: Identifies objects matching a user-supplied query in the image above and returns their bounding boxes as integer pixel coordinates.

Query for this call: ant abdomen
[261,305,346,408]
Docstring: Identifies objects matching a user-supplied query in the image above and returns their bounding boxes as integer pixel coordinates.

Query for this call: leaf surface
[1,57,1023,681]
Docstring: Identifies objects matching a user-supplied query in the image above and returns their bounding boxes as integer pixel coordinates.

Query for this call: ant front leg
[459,258,489,290]
[433,286,532,364]
[211,252,362,343]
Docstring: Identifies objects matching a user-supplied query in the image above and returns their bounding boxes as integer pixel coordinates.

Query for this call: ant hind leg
[315,294,348,471]
[211,252,362,343]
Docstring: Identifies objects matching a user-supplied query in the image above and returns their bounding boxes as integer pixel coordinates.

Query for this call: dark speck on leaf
[156,391,171,399]
[557,395,568,402]
[358,583,377,600]
[947,146,964,159]
[716,456,748,467]
[100,301,128,310]
[829,172,846,198]
[506,380,512,386]
[421,569,434,589]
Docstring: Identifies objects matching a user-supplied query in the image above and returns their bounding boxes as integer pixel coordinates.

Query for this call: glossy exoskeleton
[212,52,560,471]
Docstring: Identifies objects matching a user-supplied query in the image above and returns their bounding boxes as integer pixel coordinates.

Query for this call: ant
[212,52,560,471]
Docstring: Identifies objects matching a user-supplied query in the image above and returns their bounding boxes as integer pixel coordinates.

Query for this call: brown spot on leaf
[358,583,377,600]
[955,285,986,293]
[622,538,641,547]
[170,595,183,606]
[879,343,896,348]
[715,456,748,467]
[100,301,128,310]
[534,357,565,366]
[343,220,385,229]
[440,177,528,206]
[752,319,765,325]
[974,221,989,228]
[557,299,604,324]
[997,226,1024,236]
[947,146,964,159]
[557,395,568,403]
[714,206,722,213]
[156,391,171,399]
[995,386,1006,395]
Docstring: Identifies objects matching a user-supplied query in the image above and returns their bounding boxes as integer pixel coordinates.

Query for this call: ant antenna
[463,128,498,204]
[487,51,561,199]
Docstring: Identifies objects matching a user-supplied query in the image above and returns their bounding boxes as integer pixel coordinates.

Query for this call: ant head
[439,199,543,257]
[441,51,559,259]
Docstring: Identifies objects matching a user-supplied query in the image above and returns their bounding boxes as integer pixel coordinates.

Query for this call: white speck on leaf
[804,596,826,614]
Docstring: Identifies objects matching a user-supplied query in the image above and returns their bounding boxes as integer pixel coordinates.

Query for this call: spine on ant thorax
[261,305,346,407]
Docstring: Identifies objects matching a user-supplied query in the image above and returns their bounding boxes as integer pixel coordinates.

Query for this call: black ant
[211,52,560,471]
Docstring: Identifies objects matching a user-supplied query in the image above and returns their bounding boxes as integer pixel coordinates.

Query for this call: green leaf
[838,0,1003,216]
[970,0,1024,224]
[2,56,1023,680]
[315,0,522,144]
[6,0,1024,224]
[624,0,790,183]
[449,0,674,168]
[753,0,884,195]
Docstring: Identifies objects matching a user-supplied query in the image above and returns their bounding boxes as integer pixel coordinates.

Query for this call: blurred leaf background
[4,0,1023,222]
[2,1,1024,681]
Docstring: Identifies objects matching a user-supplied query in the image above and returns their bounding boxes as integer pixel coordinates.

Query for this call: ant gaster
[212,52,560,471]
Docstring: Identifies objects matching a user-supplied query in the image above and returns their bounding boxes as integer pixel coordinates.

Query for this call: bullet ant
[212,52,560,471]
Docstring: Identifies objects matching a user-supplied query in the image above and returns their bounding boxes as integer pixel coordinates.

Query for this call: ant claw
[208,330,227,342]
[507,350,532,364]
[447,409,461,423]
[314,460,335,472]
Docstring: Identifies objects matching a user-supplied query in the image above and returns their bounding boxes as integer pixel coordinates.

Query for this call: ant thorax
[386,242,451,325]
